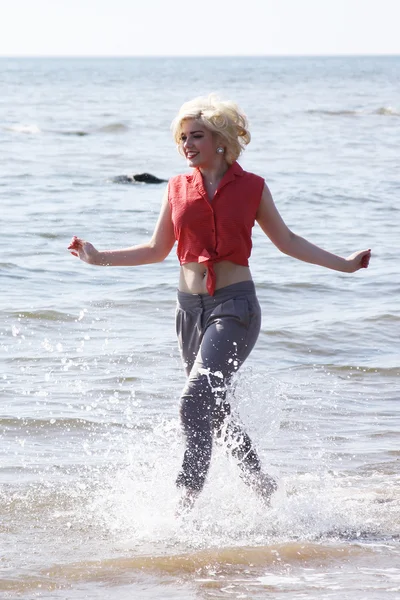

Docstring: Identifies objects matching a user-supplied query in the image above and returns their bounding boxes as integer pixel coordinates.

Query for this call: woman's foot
[248,472,277,506]
[176,488,200,516]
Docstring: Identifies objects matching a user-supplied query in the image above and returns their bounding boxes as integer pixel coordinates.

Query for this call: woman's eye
[180,134,203,142]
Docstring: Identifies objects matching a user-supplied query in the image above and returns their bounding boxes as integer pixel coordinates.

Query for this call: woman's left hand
[345,249,371,272]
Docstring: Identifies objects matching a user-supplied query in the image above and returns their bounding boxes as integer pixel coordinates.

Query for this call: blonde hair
[171,94,251,165]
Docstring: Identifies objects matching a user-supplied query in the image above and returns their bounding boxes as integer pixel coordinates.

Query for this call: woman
[68,95,371,513]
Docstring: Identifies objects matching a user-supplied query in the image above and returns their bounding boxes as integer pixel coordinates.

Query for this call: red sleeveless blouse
[168,161,264,295]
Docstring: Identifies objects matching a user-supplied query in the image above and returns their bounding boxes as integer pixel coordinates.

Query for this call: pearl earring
[216,147,224,154]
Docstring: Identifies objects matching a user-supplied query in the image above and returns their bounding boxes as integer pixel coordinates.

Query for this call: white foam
[5,123,41,134]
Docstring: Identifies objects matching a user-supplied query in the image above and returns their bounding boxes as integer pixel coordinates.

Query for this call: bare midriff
[179,261,252,295]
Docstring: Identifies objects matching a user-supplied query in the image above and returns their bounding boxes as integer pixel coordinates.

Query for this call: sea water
[1,56,399,599]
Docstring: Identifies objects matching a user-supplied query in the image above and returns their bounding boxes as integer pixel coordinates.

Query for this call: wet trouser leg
[175,281,264,493]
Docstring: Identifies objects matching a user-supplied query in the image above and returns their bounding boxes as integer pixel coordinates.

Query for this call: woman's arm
[68,188,176,266]
[256,184,371,273]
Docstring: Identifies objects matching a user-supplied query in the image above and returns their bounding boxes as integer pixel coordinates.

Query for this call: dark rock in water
[111,175,135,184]
[133,173,168,184]
[111,173,168,184]
[63,130,89,136]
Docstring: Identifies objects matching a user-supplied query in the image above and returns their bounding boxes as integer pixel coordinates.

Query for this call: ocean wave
[256,280,335,294]
[374,106,400,116]
[46,542,364,576]
[58,122,130,135]
[0,416,133,432]
[2,122,130,137]
[308,109,358,116]
[1,543,398,597]
[6,309,77,322]
[58,130,89,136]
[0,416,99,431]
[97,122,130,134]
[364,312,400,323]
[307,106,400,117]
[37,232,63,239]
[0,542,369,595]
[4,123,41,134]
[314,364,400,377]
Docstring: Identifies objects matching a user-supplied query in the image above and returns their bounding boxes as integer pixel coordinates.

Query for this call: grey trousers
[175,281,263,492]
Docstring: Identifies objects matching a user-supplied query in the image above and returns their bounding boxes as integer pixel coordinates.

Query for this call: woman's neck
[199,162,229,187]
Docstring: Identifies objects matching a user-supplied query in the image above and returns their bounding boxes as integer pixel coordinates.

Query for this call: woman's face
[179,119,221,169]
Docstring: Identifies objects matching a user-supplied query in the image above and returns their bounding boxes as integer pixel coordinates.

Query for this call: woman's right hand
[68,236,100,264]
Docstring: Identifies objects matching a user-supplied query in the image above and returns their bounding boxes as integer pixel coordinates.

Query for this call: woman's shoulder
[242,168,265,182]
[233,162,264,184]
[168,173,191,201]
[239,168,265,193]
[169,172,192,186]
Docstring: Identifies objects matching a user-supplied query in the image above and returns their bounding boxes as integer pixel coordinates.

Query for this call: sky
[0,0,399,57]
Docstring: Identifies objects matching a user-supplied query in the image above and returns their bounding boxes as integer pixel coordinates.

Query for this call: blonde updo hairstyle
[171,94,251,165]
